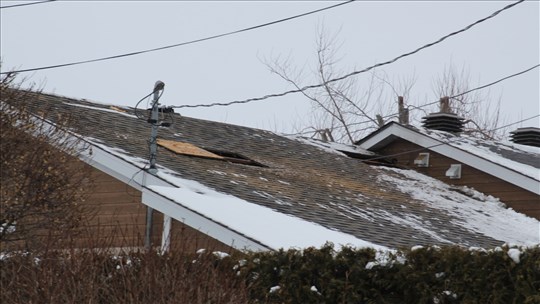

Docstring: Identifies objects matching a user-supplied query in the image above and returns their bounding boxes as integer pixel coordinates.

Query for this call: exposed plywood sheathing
[157,139,224,160]
[109,106,127,113]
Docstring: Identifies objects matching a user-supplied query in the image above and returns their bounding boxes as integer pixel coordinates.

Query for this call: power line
[0,0,55,9]
[171,0,525,110]
[347,63,540,128]
[450,64,540,100]
[0,0,355,74]
[284,63,540,136]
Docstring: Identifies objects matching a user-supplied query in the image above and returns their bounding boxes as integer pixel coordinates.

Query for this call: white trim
[15,108,271,252]
[142,188,271,251]
[74,142,270,251]
[359,124,540,195]
[78,146,172,191]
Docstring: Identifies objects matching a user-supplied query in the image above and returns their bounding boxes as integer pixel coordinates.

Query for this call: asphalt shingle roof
[7,90,538,249]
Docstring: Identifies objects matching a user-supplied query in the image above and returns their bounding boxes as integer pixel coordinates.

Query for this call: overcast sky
[1,0,538,139]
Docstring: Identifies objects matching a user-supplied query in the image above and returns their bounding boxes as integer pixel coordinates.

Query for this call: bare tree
[263,26,423,144]
[263,27,407,144]
[432,63,506,139]
[0,72,93,249]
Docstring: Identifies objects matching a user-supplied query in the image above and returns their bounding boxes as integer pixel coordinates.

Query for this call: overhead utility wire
[285,63,540,136]
[0,0,355,74]
[361,114,540,163]
[171,0,525,110]
[346,63,540,128]
[0,0,55,9]
[450,64,540,100]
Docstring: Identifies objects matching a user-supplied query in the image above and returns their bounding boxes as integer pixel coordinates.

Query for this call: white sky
[1,1,539,138]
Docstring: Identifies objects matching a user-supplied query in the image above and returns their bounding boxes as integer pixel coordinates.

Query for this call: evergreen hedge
[1,244,538,303]
[238,243,540,303]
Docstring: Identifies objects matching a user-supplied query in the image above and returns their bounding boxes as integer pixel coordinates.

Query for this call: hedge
[238,243,540,304]
[1,244,538,303]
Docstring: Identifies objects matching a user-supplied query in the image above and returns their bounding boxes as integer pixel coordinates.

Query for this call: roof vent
[509,127,540,147]
[421,96,465,133]
[421,112,465,133]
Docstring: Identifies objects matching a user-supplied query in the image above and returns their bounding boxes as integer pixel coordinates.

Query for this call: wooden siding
[80,161,233,252]
[378,138,540,220]
[1,152,233,253]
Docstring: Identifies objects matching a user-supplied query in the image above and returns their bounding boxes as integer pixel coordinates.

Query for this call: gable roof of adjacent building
[4,89,539,250]
[356,122,540,195]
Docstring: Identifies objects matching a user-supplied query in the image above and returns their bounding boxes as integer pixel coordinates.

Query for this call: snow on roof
[14,91,540,250]
[84,127,537,249]
[64,102,137,119]
[418,127,540,181]
[287,135,375,156]
[149,173,387,251]
[83,136,385,250]
[376,166,539,246]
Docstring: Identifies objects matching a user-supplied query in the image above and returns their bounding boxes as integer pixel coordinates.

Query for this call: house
[2,88,538,252]
[356,114,540,220]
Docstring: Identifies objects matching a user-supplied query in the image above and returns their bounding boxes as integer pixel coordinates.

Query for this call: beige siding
[80,161,233,252]
[1,154,234,253]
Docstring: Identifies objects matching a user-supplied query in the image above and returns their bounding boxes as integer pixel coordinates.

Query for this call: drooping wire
[0,0,55,9]
[286,63,539,136]
[134,91,155,121]
[346,63,540,129]
[169,0,526,110]
[450,64,540,100]
[0,0,355,74]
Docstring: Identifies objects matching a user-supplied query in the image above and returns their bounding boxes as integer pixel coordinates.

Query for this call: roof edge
[357,123,540,195]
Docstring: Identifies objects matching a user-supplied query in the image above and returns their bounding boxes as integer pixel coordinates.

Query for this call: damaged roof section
[157,139,268,167]
[9,89,539,250]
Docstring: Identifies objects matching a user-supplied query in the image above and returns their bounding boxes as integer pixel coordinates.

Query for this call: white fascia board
[78,145,171,190]
[78,143,271,251]
[142,188,271,252]
[17,115,269,251]
[359,124,540,195]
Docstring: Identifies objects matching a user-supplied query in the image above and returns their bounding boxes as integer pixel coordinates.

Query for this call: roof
[356,122,540,195]
[5,90,539,250]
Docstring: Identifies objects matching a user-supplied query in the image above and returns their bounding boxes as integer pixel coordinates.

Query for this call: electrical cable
[170,0,525,110]
[0,0,355,74]
[449,64,540,100]
[134,91,154,121]
[321,63,540,133]
[0,0,55,9]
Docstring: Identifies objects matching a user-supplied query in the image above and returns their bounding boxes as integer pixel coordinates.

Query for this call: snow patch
[411,245,424,251]
[64,102,137,119]
[420,128,540,180]
[207,170,227,176]
[148,178,387,250]
[288,136,375,156]
[0,222,16,234]
[507,248,521,263]
[377,167,540,246]
[269,286,281,293]
[213,251,230,259]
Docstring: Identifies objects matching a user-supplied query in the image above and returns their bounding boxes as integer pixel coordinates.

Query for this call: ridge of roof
[8,89,539,249]
[357,122,540,186]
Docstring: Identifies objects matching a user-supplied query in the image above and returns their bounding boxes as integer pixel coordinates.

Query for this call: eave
[357,123,540,195]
